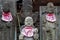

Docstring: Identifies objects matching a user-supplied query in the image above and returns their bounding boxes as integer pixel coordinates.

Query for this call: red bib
[46,13,56,22]
[1,12,13,22]
[21,26,34,37]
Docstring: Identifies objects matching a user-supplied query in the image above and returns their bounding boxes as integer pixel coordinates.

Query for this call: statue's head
[46,2,55,13]
[3,8,10,13]
[25,16,33,26]
[3,2,10,13]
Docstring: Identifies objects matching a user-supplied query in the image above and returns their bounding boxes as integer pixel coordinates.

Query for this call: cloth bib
[1,12,13,22]
[21,26,34,37]
[46,13,56,22]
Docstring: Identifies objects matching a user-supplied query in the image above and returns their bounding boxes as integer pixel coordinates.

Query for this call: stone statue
[42,2,57,40]
[0,2,17,40]
[19,16,38,40]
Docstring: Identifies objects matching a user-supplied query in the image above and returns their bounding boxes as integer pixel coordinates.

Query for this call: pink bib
[1,12,13,22]
[21,26,34,37]
[46,13,56,22]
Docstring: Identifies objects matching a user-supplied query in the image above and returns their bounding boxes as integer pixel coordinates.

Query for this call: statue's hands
[54,22,59,29]
[55,21,58,26]
[19,34,24,40]
[33,28,39,40]
[33,33,39,40]
[34,28,38,33]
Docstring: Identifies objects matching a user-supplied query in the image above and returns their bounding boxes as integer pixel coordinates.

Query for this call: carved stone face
[25,16,33,26]
[47,2,54,8]
[46,2,55,13]
[3,2,10,13]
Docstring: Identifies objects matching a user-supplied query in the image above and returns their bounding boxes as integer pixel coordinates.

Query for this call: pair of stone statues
[19,2,58,40]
